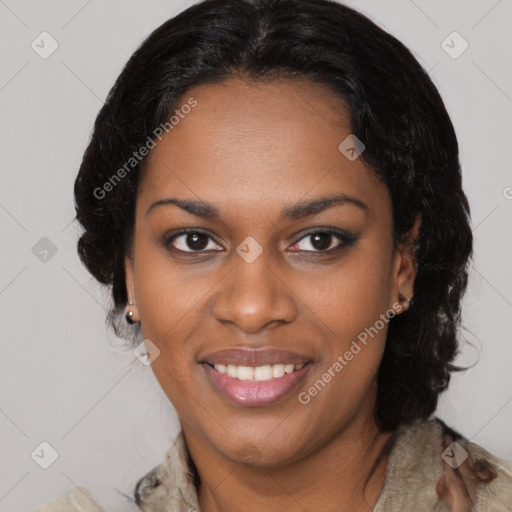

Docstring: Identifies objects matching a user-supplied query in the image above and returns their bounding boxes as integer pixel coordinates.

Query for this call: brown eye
[288,228,358,253]
[166,231,223,253]
[310,232,333,250]
[184,233,209,250]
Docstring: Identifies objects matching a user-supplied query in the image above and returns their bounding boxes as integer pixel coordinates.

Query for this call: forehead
[137,78,389,221]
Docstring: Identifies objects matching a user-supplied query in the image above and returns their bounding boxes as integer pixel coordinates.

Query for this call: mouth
[200,347,313,407]
[205,362,308,381]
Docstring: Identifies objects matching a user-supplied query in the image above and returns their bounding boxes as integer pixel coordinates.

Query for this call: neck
[184,411,395,512]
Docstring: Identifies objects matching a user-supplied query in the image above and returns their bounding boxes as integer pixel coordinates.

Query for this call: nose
[212,253,298,334]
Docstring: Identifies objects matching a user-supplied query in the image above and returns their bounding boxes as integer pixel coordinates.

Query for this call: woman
[37,0,512,510]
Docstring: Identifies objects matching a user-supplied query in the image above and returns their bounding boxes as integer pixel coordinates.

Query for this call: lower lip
[202,363,312,407]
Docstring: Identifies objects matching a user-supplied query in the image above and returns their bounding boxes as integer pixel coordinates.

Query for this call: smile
[199,347,314,406]
[210,363,306,381]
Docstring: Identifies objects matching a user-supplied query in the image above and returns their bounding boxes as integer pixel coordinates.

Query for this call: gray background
[0,0,511,509]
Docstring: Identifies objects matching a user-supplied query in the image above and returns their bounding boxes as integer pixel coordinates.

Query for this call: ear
[124,254,139,322]
[391,215,421,313]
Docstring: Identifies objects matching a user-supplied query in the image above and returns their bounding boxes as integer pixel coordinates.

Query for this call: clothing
[34,417,512,511]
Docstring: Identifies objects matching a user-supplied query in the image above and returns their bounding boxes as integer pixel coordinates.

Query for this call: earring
[125,301,136,324]
[398,294,414,309]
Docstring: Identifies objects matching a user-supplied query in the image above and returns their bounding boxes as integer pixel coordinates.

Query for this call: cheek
[132,238,217,407]
[292,239,393,408]
[133,238,208,341]
[296,271,391,429]
[292,239,394,347]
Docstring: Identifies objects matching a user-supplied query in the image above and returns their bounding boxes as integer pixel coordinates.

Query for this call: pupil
[187,233,208,250]
[312,233,331,250]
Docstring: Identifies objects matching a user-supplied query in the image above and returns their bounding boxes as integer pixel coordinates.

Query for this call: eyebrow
[146,192,369,220]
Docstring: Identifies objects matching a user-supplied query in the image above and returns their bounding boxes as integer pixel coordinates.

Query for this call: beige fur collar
[135,418,512,511]
[36,417,512,511]
[373,418,512,511]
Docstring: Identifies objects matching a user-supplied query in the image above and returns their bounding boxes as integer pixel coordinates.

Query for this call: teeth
[215,364,226,374]
[212,363,306,381]
[237,366,254,381]
[272,364,285,378]
[226,364,238,378]
[254,365,273,380]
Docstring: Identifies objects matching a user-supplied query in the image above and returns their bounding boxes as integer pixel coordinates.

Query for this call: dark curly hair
[74,0,473,435]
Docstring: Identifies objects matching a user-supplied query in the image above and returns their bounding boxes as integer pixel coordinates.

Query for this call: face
[125,78,417,467]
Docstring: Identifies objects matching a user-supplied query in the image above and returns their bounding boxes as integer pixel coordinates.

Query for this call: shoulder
[433,417,512,510]
[134,431,200,511]
[33,434,197,512]
[375,416,512,511]
[33,486,104,512]
[449,428,512,510]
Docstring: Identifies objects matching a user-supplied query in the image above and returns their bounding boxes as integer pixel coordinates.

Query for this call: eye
[166,230,223,253]
[288,229,355,252]
[164,228,356,256]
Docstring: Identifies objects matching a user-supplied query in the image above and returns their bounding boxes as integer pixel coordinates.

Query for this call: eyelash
[163,227,357,256]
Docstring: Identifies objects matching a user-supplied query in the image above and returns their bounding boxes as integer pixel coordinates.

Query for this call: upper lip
[200,347,312,366]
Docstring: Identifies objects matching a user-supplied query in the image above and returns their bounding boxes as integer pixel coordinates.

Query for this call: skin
[125,78,420,511]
